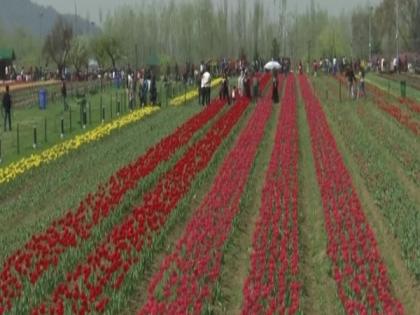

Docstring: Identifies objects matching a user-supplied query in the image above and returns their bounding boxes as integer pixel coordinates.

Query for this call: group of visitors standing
[217,69,261,106]
[345,65,366,100]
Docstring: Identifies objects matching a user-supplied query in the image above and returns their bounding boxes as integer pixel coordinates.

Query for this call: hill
[0,0,99,37]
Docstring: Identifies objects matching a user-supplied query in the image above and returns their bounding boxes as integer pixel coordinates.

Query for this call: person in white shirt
[201,69,211,106]
[237,71,244,96]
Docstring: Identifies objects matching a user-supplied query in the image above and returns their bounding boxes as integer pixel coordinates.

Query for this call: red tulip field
[0,73,419,315]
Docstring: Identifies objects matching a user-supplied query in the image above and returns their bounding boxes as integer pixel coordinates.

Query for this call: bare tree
[43,17,73,77]
[69,37,89,77]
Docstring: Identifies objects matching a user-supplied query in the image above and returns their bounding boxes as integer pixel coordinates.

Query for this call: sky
[31,0,381,24]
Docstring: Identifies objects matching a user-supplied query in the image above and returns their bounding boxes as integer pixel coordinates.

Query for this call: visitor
[313,60,318,77]
[196,69,202,106]
[237,71,244,96]
[61,80,68,111]
[2,85,12,131]
[205,70,211,105]
[231,86,237,103]
[220,73,230,105]
[333,57,337,75]
[128,75,135,110]
[252,73,259,101]
[272,74,279,104]
[138,73,144,106]
[345,66,356,100]
[141,75,149,107]
[150,75,158,106]
[358,68,366,99]
[201,68,211,106]
[243,70,251,99]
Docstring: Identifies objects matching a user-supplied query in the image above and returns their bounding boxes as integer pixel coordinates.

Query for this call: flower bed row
[29,97,251,315]
[139,85,274,315]
[299,74,403,314]
[354,105,420,185]
[170,78,223,106]
[364,77,420,114]
[242,75,300,314]
[367,83,420,136]
[0,100,225,313]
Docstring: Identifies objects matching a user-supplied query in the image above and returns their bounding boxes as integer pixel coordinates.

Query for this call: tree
[92,34,121,69]
[352,7,370,58]
[69,37,89,76]
[43,17,73,77]
[374,0,415,56]
[252,1,263,60]
[272,38,280,60]
[410,0,420,51]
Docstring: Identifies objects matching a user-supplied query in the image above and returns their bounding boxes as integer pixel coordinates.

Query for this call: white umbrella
[264,61,281,70]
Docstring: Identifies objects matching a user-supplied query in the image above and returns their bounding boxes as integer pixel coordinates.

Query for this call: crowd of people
[302,57,369,100]
[8,52,409,133]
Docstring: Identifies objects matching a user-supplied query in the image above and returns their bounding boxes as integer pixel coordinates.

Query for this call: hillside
[0,0,100,37]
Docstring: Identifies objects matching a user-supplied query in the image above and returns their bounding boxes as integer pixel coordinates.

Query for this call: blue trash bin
[39,89,47,110]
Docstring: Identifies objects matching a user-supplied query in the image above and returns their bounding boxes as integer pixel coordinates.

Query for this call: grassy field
[366,72,420,101]
[0,80,195,165]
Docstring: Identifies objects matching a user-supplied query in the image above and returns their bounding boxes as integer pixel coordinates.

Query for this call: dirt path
[0,80,59,93]
[297,87,344,315]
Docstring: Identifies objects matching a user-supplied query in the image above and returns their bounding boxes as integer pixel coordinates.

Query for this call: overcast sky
[31,0,380,24]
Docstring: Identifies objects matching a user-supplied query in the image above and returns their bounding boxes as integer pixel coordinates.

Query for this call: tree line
[2,0,420,74]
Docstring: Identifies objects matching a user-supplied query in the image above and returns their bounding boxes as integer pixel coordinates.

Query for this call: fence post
[0,139,2,163]
[16,124,20,155]
[102,107,105,123]
[83,110,87,129]
[117,96,121,116]
[61,118,64,138]
[184,83,187,104]
[69,107,72,133]
[44,118,47,143]
[122,91,126,113]
[110,95,113,119]
[165,84,169,108]
[339,80,342,102]
[100,95,103,122]
[33,127,37,149]
[88,101,92,125]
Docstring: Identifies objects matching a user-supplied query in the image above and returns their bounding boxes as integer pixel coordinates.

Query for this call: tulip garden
[0,72,419,315]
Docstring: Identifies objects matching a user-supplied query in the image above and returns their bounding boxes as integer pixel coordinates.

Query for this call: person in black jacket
[2,85,12,131]
[150,75,158,106]
[272,74,279,104]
